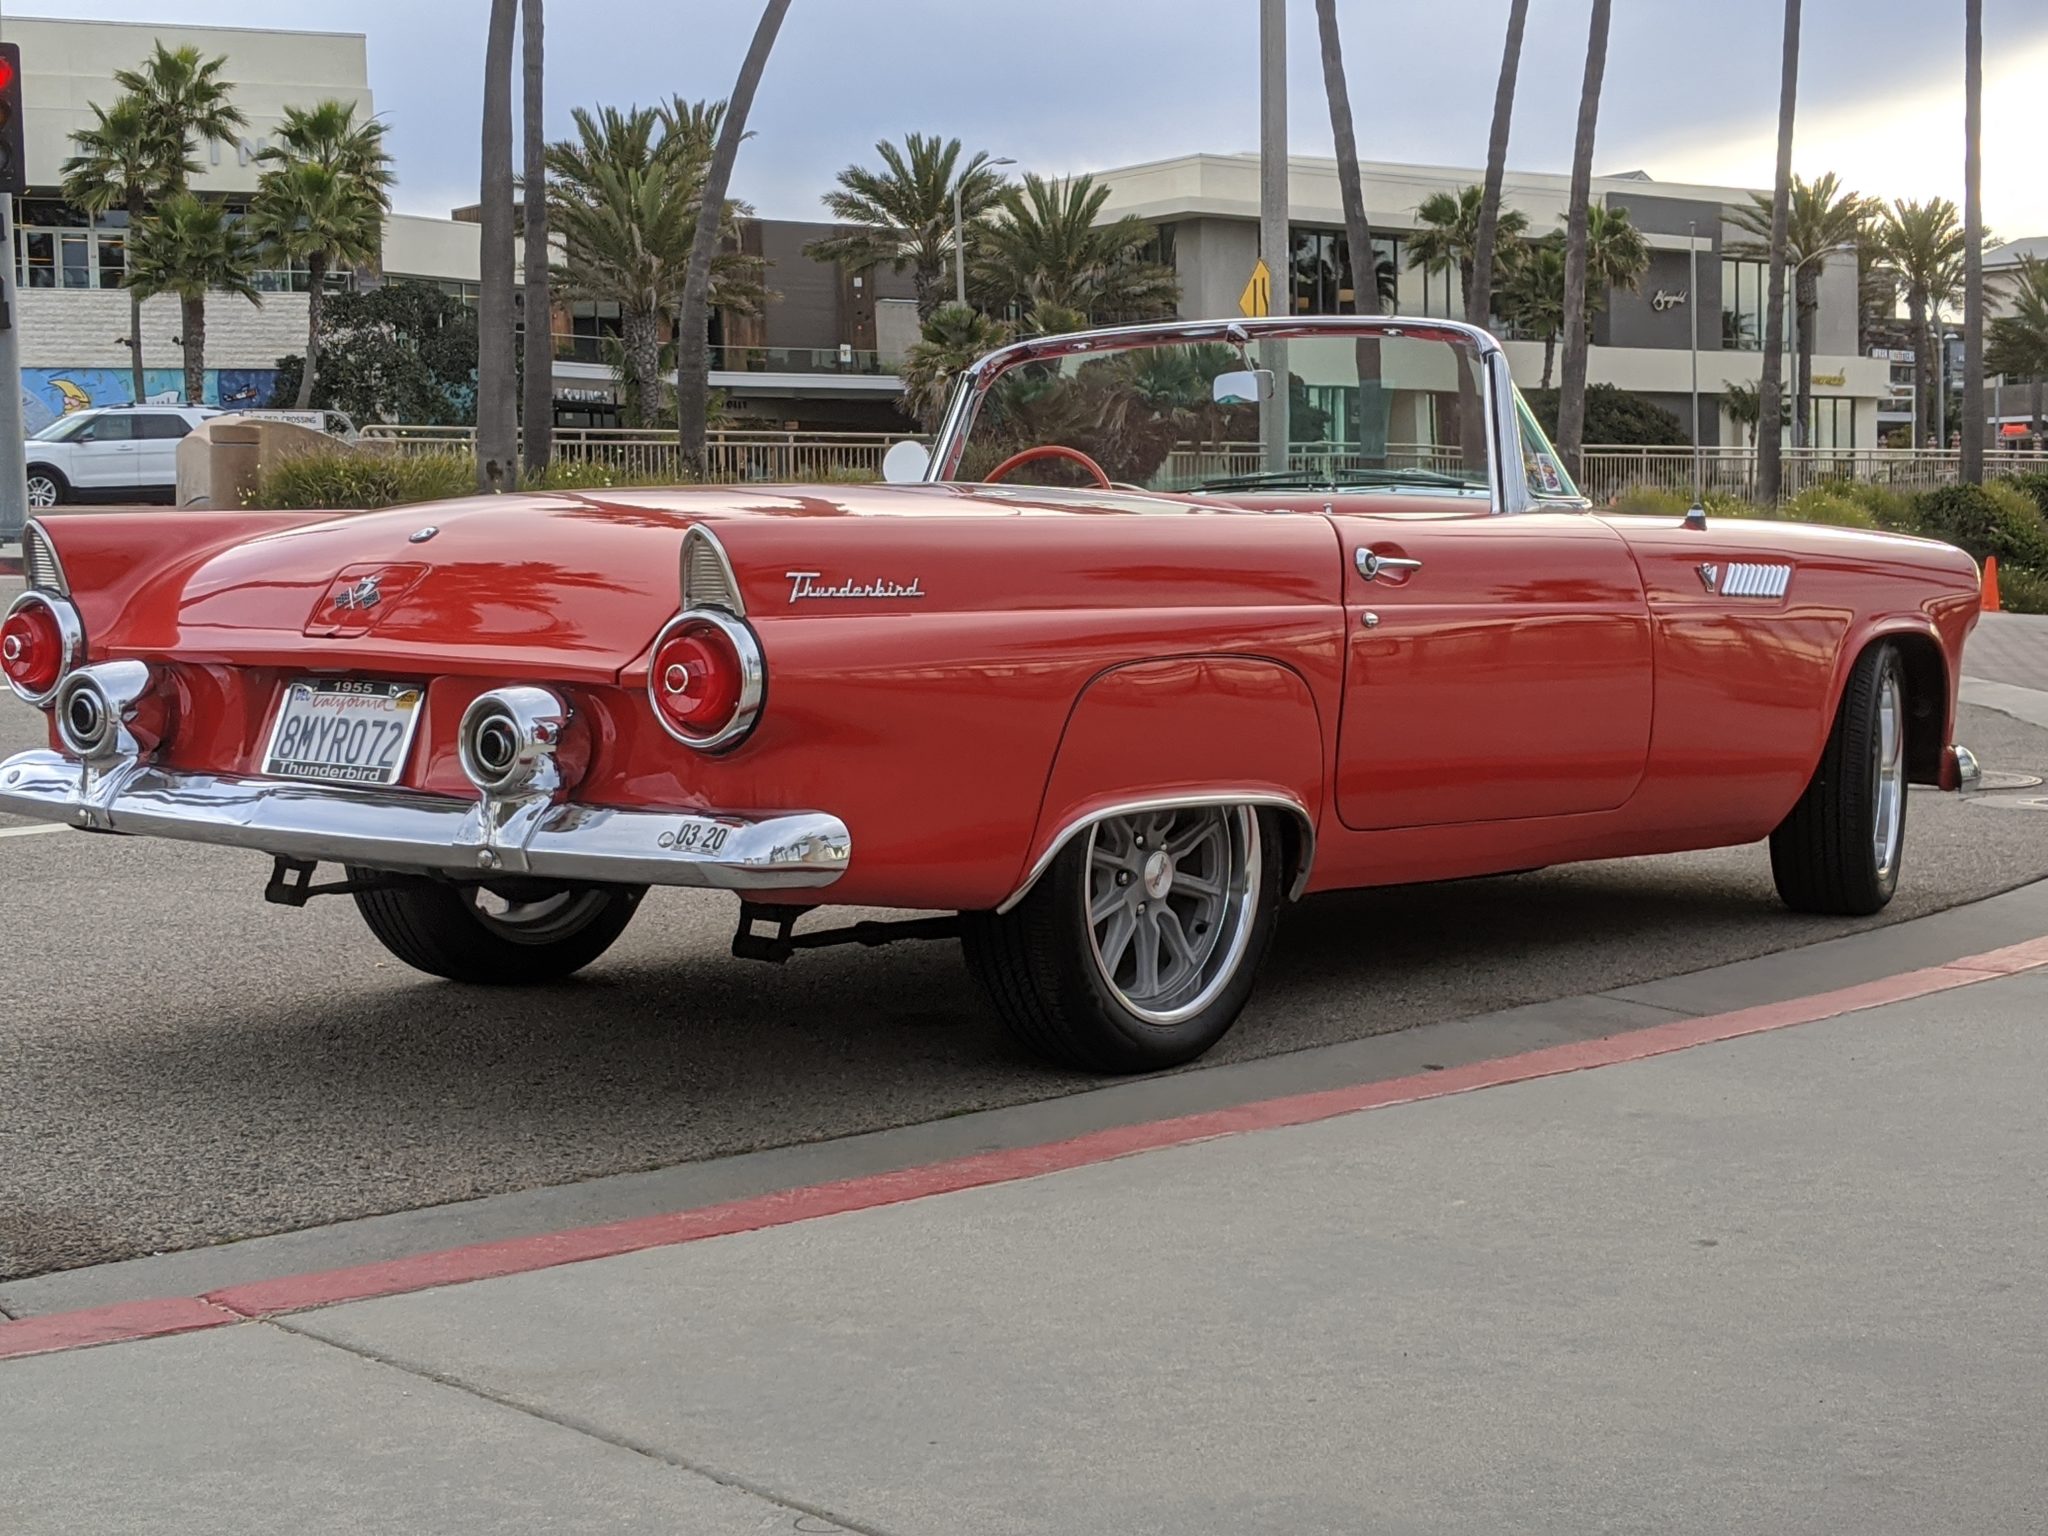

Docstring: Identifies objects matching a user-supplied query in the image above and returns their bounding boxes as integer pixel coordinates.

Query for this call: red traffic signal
[0,44,22,197]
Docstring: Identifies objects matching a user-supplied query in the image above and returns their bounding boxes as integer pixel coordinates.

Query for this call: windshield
[30,415,90,443]
[953,330,1496,497]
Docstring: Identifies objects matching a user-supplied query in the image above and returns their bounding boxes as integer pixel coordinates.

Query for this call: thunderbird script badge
[784,570,926,603]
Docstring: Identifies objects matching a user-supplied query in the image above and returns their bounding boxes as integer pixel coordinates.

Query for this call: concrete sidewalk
[7,966,2048,1535]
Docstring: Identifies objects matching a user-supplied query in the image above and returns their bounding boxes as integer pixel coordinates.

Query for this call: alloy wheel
[1872,667,1906,880]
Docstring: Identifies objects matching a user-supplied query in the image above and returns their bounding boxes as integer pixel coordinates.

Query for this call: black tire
[25,466,67,509]
[1770,642,1909,916]
[961,805,1283,1073]
[350,872,645,984]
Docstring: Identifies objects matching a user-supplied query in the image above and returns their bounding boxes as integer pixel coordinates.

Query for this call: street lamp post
[954,156,1015,309]
[1688,220,1702,508]
[1937,329,1960,448]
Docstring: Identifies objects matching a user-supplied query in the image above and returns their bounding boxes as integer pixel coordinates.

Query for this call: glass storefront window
[1289,227,1400,316]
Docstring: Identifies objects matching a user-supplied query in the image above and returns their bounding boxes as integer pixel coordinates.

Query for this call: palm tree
[1729,172,1866,447]
[1314,0,1377,316]
[1406,185,1529,321]
[61,97,187,403]
[1960,0,1985,482]
[478,0,520,490]
[521,0,553,477]
[248,102,394,409]
[1876,198,1965,446]
[1469,0,1532,330]
[805,135,1008,321]
[1756,0,1801,502]
[1506,210,1645,390]
[126,193,260,405]
[899,302,1012,430]
[546,104,767,429]
[1988,256,2048,440]
[1722,379,1762,446]
[677,0,792,479]
[114,43,247,196]
[1555,0,1613,481]
[973,173,1179,324]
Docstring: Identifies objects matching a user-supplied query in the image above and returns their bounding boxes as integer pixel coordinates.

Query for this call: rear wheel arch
[1004,653,1327,911]
[1828,624,1949,786]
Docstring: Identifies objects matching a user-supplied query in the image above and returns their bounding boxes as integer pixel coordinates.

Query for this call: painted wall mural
[18,368,283,433]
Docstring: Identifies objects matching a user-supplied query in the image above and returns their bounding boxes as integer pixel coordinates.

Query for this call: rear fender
[25,511,347,655]
[1826,603,1974,786]
[1002,655,1325,912]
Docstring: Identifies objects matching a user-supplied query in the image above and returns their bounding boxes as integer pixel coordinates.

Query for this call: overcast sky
[10,0,2048,239]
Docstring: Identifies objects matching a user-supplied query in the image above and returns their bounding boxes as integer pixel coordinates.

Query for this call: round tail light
[648,611,763,752]
[3,592,83,706]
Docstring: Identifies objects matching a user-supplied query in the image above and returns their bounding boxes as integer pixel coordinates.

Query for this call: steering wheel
[981,444,1112,489]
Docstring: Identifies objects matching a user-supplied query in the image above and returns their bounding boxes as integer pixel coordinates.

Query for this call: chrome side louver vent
[23,521,68,596]
[1722,561,1793,600]
[680,525,745,616]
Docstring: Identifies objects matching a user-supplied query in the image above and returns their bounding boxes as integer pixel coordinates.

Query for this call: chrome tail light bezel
[3,589,86,708]
[647,608,765,754]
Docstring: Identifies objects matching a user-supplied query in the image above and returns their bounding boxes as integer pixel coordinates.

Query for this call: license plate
[263,679,425,787]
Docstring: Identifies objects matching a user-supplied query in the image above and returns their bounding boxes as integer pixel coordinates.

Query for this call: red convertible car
[1,318,1983,1071]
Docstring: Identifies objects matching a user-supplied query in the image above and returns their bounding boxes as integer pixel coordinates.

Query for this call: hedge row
[1609,475,2048,614]
[248,450,880,510]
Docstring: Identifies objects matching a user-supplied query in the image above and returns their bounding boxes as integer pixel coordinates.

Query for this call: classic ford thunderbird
[1,318,1983,1071]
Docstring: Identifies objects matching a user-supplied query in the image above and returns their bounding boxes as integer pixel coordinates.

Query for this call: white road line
[0,823,66,840]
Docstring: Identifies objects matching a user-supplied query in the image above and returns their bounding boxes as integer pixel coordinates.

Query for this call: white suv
[24,404,225,507]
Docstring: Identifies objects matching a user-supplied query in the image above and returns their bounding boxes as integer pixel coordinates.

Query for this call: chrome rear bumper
[1942,744,1983,794]
[0,749,850,891]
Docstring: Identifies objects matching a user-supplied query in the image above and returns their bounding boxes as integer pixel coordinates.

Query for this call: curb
[6,931,2046,1365]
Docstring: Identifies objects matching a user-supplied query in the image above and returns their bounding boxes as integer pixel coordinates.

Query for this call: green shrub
[1910,481,2048,570]
[1777,486,1878,529]
[2000,471,2048,520]
[1830,479,1919,532]
[1996,563,2048,614]
[255,449,475,510]
[527,459,691,491]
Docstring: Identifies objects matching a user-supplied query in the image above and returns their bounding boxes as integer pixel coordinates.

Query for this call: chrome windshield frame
[924,314,1549,515]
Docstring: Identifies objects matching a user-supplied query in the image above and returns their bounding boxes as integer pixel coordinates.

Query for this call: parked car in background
[0,317,1986,1074]
[23,404,225,507]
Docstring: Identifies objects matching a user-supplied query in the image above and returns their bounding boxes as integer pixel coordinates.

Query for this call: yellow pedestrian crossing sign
[1238,259,1273,318]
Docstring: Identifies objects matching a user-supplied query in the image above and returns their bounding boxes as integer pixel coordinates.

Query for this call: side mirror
[882,439,933,484]
[1212,368,1276,406]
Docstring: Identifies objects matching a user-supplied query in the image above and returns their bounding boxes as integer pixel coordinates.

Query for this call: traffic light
[0,45,23,197]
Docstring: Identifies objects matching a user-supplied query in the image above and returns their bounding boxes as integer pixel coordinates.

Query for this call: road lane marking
[5,931,2048,1363]
[0,824,65,840]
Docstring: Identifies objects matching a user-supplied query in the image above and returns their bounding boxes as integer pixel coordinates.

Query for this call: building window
[1721,257,1793,352]
[1289,226,1399,315]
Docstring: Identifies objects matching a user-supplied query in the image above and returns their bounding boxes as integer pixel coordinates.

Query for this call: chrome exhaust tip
[54,661,154,762]
[458,687,570,798]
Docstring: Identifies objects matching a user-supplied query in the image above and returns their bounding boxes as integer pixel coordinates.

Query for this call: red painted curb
[6,934,2047,1363]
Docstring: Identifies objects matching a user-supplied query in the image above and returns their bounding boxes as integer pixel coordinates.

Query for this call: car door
[1333,504,1655,831]
[66,414,141,494]
[134,412,193,492]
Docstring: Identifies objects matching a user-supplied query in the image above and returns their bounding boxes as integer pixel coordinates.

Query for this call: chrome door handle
[1356,549,1423,582]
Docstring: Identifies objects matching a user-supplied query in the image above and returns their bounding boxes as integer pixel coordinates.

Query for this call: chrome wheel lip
[1084,805,1260,1027]
[1873,668,1906,882]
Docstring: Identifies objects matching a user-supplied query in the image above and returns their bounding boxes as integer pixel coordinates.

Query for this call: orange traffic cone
[1983,555,2002,612]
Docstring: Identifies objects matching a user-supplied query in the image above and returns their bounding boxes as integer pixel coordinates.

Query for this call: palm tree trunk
[126,188,147,404]
[1469,0,1530,330]
[1793,266,1815,449]
[676,0,791,478]
[296,253,327,410]
[1555,0,1612,484]
[1312,0,1386,463]
[1757,0,1801,502]
[621,310,662,429]
[2032,375,2043,442]
[1909,291,1932,444]
[477,0,521,491]
[520,0,554,479]
[1542,334,1556,391]
[182,294,206,407]
[1960,0,1985,482]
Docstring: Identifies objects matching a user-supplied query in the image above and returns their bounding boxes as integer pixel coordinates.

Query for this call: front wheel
[961,804,1281,1073]
[350,874,645,984]
[1770,642,1908,916]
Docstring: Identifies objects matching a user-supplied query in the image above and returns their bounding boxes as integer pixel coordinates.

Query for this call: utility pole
[1688,220,1702,508]
[1258,0,1289,472]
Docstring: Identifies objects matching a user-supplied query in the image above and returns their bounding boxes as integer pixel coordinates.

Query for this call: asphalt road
[6,576,2048,1283]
